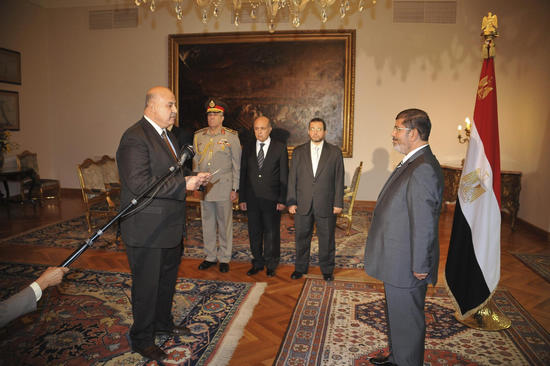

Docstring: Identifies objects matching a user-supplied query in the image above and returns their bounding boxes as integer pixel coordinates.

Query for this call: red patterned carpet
[275,279,550,366]
[0,211,372,269]
[0,262,265,365]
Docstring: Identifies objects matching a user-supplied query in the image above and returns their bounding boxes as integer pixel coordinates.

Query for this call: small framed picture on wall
[0,48,22,85]
[0,90,20,130]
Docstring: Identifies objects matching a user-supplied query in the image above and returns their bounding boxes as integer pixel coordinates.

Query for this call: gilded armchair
[77,156,120,233]
[337,161,363,236]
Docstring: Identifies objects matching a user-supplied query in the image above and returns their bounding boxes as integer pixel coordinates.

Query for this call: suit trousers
[294,212,336,275]
[125,244,181,348]
[247,197,281,270]
[201,200,233,263]
[384,282,427,366]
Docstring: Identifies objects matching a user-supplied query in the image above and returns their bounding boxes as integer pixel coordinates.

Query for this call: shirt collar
[311,140,324,152]
[144,115,164,136]
[402,144,428,164]
[257,137,271,147]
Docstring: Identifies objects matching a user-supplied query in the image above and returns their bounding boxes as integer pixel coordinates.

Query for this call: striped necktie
[161,130,178,162]
[258,142,265,169]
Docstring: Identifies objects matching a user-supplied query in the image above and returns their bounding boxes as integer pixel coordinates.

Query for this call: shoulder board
[195,127,209,135]
[223,127,238,135]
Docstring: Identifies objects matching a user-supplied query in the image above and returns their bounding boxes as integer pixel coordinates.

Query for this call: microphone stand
[59,159,188,267]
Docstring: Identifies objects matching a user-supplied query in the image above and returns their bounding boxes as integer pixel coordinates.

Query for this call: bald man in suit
[239,116,288,277]
[287,117,344,281]
[364,109,443,366]
[117,86,210,362]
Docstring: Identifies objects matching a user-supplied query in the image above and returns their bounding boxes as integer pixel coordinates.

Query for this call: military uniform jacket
[193,126,241,201]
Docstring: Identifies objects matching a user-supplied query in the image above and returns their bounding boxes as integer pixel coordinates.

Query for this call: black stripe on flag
[445,200,491,315]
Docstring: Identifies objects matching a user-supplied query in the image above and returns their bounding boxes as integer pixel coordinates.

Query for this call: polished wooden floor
[1,191,549,366]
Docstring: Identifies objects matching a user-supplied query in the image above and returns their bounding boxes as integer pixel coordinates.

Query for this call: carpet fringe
[207,281,267,366]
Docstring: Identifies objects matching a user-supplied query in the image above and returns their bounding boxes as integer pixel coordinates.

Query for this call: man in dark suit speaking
[287,117,344,281]
[239,116,288,277]
[117,86,210,362]
[364,109,443,366]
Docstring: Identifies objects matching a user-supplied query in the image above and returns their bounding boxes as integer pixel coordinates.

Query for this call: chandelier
[135,0,376,32]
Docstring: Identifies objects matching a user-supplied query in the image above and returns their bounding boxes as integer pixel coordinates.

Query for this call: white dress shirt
[311,141,324,176]
[256,137,271,156]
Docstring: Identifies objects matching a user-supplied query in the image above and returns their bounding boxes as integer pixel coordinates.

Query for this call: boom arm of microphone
[59,153,189,268]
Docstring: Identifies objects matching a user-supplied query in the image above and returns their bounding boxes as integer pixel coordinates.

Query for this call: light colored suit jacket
[287,141,344,217]
[0,286,37,327]
[364,146,443,288]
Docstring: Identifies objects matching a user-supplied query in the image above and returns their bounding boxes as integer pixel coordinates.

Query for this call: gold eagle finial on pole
[481,12,498,58]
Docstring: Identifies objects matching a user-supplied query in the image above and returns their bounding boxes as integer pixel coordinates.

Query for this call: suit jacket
[287,141,344,217]
[239,139,288,204]
[364,146,443,288]
[117,118,189,248]
[0,286,36,327]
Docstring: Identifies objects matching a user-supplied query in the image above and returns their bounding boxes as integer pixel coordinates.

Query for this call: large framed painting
[169,30,355,157]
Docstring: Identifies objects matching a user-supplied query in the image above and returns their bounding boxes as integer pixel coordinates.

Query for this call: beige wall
[1,0,549,232]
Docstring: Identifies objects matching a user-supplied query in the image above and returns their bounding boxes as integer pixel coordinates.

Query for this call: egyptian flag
[445,56,501,319]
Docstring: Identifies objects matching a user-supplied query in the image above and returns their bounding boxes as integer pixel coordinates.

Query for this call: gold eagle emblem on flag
[459,168,488,204]
[477,76,494,100]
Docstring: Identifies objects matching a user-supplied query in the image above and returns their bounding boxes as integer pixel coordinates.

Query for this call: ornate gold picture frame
[169,30,355,157]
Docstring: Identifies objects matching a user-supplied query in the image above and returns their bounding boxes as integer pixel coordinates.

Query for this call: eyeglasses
[309,127,324,132]
[393,126,412,132]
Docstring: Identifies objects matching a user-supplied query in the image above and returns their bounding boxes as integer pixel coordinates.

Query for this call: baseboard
[354,200,376,211]
[512,215,550,242]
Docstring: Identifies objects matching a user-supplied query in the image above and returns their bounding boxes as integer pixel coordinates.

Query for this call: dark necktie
[161,130,178,162]
[258,142,265,169]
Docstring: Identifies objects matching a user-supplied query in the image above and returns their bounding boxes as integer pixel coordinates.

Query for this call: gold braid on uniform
[194,128,213,166]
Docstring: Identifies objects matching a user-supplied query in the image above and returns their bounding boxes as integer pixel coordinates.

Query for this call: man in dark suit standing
[364,109,443,366]
[287,117,344,281]
[117,86,210,362]
[239,116,288,277]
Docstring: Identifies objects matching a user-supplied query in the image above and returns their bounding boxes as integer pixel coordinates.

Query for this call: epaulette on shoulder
[223,127,238,135]
[195,127,209,135]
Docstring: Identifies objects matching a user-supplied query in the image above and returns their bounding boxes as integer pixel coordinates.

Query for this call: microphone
[179,145,195,165]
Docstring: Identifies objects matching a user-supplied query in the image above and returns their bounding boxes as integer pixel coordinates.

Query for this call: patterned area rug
[275,279,550,366]
[0,262,265,366]
[0,211,371,269]
[513,253,550,282]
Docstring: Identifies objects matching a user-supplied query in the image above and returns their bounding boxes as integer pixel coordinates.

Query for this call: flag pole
[454,12,510,331]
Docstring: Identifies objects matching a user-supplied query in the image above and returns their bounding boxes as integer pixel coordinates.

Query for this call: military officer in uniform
[193,98,241,273]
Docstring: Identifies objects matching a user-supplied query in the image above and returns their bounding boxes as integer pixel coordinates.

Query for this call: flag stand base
[456,301,511,331]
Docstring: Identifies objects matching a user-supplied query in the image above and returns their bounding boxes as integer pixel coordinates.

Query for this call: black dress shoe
[133,344,167,361]
[198,260,217,270]
[266,269,276,277]
[247,267,263,276]
[219,262,230,273]
[369,355,396,365]
[323,273,334,281]
[156,324,191,337]
[290,271,303,279]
